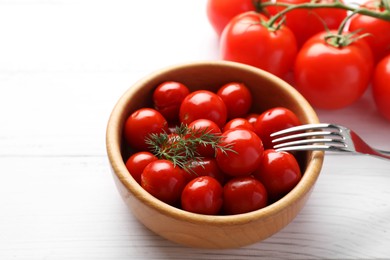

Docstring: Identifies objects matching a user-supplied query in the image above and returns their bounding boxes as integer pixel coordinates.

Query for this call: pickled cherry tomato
[181,176,223,215]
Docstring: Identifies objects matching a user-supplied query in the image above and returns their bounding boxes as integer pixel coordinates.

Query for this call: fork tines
[270,123,348,152]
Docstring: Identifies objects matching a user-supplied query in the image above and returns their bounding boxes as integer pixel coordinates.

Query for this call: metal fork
[270,123,390,161]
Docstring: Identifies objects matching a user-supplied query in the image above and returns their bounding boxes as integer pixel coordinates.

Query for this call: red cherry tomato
[124,108,168,151]
[253,149,302,202]
[216,129,264,177]
[223,118,255,132]
[253,107,301,150]
[125,151,157,184]
[185,158,226,184]
[372,54,390,121]
[206,0,256,36]
[220,11,298,78]
[223,177,268,215]
[181,176,223,215]
[246,113,259,127]
[294,31,374,109]
[349,0,390,63]
[188,119,222,157]
[141,159,187,205]
[152,81,190,122]
[266,0,347,48]
[216,82,252,119]
[179,90,227,128]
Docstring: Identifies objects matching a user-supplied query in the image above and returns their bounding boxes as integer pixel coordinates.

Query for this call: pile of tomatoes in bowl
[123,80,304,216]
[206,0,390,120]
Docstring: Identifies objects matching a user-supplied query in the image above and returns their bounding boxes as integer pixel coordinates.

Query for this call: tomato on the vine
[220,11,298,78]
[216,82,252,119]
[266,0,347,48]
[294,30,374,109]
[372,54,390,121]
[216,128,264,177]
[206,0,256,36]
[349,0,390,63]
[153,81,190,122]
[223,177,268,215]
[125,151,157,184]
[141,159,187,205]
[124,108,168,151]
[181,176,223,215]
[253,107,301,150]
[253,149,301,202]
[179,90,227,128]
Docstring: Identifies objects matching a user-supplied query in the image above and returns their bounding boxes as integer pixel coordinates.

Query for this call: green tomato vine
[254,0,390,47]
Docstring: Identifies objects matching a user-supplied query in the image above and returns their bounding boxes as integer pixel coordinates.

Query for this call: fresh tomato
[206,0,256,36]
[294,30,374,109]
[372,54,390,121]
[179,90,227,128]
[220,11,298,78]
[124,108,168,151]
[125,151,157,184]
[216,129,264,177]
[188,119,222,157]
[253,149,301,202]
[223,118,255,132]
[246,113,259,127]
[223,177,268,215]
[153,81,190,122]
[185,158,226,184]
[181,176,223,215]
[141,159,187,205]
[216,82,252,119]
[266,0,347,48]
[253,107,301,150]
[349,0,390,63]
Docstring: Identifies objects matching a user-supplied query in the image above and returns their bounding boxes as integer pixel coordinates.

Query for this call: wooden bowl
[106,61,324,249]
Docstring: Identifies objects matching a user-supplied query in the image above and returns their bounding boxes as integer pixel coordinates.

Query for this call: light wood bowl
[106,61,324,249]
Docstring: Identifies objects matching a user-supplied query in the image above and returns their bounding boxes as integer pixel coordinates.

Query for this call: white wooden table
[1,1,389,259]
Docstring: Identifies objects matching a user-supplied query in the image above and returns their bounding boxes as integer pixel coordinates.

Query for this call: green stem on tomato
[382,0,390,11]
[322,9,373,47]
[255,0,390,28]
[324,10,356,47]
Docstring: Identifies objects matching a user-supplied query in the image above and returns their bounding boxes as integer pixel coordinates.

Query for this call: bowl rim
[106,60,324,226]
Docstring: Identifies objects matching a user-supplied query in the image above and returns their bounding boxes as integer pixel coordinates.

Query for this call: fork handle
[376,149,390,156]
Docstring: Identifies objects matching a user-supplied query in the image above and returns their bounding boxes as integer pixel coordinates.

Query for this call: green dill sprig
[145,123,236,174]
